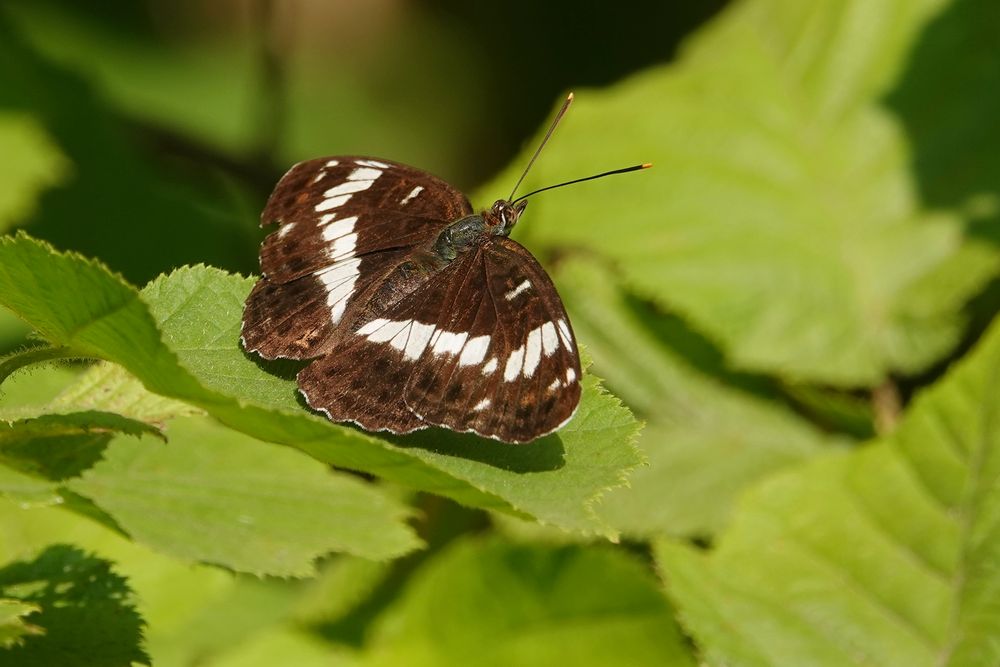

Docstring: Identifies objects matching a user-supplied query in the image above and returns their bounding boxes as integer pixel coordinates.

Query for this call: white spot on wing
[540,321,559,356]
[321,215,357,241]
[566,367,577,383]
[357,318,390,335]
[404,322,436,360]
[458,335,490,366]
[523,327,542,377]
[400,185,424,205]
[504,346,525,382]
[328,233,357,260]
[315,194,351,211]
[482,357,498,375]
[432,331,468,356]
[388,322,412,352]
[556,319,573,346]
[548,378,561,391]
[366,319,411,344]
[277,222,295,238]
[325,179,374,197]
[348,167,383,181]
[319,213,338,225]
[504,279,532,301]
[325,159,340,167]
[316,258,359,287]
[311,170,326,184]
[473,398,491,411]
[356,159,389,168]
[316,257,362,324]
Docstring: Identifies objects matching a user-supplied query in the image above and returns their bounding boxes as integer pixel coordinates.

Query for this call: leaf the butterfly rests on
[241,156,582,443]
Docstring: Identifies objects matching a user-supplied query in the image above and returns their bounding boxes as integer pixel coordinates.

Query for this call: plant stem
[872,378,902,435]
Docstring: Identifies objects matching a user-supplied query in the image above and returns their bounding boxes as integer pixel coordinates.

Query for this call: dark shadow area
[315,493,490,646]
[0,13,262,286]
[885,0,1000,394]
[245,348,309,382]
[389,426,566,473]
[0,544,148,667]
[628,293,779,399]
[885,0,1000,245]
[632,293,876,439]
[0,410,153,481]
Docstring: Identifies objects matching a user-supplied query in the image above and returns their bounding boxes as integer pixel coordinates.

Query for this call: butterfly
[240,94,648,443]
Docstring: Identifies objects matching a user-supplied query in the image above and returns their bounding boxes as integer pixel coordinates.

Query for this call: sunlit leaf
[68,416,421,575]
[656,316,1000,667]
[362,539,695,667]
[480,0,999,385]
[0,234,642,536]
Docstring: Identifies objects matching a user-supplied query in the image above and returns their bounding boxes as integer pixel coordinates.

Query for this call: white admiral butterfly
[241,94,648,443]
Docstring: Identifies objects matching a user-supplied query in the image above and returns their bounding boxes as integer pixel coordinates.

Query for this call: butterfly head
[487,199,528,235]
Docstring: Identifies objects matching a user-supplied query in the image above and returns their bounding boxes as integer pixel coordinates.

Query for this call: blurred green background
[2,0,1000,665]
[0,0,724,287]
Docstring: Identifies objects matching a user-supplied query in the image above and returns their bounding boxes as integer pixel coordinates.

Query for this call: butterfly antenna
[508,92,575,202]
[510,163,652,205]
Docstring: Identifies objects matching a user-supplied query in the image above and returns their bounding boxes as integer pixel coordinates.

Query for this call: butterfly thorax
[432,199,526,262]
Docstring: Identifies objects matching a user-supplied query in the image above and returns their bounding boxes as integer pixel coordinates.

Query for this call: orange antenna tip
[641,163,653,169]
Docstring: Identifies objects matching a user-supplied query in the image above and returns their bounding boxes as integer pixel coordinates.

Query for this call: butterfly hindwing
[295,237,582,442]
[403,238,581,442]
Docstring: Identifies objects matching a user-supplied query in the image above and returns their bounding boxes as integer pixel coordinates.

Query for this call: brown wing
[241,156,472,360]
[296,237,582,443]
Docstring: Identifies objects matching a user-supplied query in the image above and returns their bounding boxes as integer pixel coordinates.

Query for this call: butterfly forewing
[241,157,471,360]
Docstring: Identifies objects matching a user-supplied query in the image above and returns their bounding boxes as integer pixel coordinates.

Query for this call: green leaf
[0,599,42,648]
[0,112,68,233]
[291,556,391,625]
[48,362,203,425]
[0,544,148,666]
[0,362,79,413]
[0,496,301,667]
[67,416,421,575]
[142,263,639,535]
[554,258,841,537]
[0,465,59,506]
[0,410,162,507]
[149,575,309,667]
[0,406,163,502]
[480,0,999,385]
[886,0,1000,234]
[655,316,1000,667]
[202,628,359,667]
[0,233,641,536]
[0,15,259,286]
[0,411,162,451]
[362,539,695,667]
